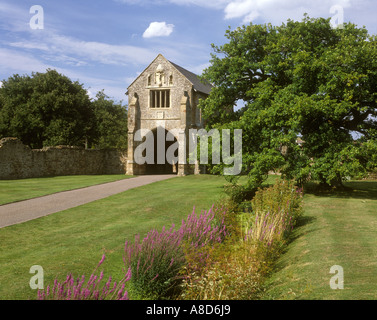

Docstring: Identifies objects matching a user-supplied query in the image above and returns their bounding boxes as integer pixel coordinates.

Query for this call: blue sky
[1,0,376,104]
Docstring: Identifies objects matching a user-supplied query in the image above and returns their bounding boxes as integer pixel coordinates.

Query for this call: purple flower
[98,254,106,267]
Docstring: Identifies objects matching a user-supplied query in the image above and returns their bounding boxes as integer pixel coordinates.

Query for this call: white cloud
[115,0,232,9]
[0,2,31,32]
[224,0,353,24]
[49,34,156,65]
[8,32,156,67]
[1,1,156,68]
[9,41,50,51]
[86,89,96,100]
[112,0,371,32]
[143,22,175,38]
[0,48,50,74]
[169,0,230,8]
[0,47,128,102]
[115,0,357,26]
[116,0,232,8]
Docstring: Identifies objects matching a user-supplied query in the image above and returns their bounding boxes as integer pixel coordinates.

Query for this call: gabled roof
[127,54,212,95]
[169,60,212,95]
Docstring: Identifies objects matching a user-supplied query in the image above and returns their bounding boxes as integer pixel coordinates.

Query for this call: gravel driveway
[0,175,175,228]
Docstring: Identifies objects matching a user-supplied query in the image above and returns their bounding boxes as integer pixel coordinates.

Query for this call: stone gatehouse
[126,54,212,176]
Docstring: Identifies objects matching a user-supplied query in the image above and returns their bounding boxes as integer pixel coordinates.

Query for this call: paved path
[0,175,175,229]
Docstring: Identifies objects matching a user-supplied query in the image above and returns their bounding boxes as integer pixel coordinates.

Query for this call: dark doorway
[146,127,178,175]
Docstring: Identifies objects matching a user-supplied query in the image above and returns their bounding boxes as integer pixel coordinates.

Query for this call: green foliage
[0,70,94,148]
[200,16,377,190]
[91,90,128,149]
[224,181,255,204]
[360,139,377,173]
[0,70,128,150]
[251,179,303,222]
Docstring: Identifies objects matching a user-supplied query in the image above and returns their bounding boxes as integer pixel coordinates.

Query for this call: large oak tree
[200,15,377,190]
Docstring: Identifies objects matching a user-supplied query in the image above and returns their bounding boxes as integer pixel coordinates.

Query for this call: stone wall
[0,137,127,180]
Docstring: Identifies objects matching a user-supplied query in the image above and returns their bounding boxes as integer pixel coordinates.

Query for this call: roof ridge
[127,54,212,95]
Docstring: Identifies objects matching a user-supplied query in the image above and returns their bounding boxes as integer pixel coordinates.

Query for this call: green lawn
[0,175,133,205]
[0,175,227,300]
[263,180,377,300]
[2,175,377,300]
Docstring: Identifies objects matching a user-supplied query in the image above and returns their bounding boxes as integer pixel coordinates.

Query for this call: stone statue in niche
[155,64,165,87]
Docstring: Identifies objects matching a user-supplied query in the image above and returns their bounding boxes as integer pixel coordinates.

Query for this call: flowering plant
[37,254,131,300]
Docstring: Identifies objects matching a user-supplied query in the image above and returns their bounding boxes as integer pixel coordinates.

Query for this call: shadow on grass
[282,215,317,252]
[260,220,319,301]
[303,180,377,201]
[263,214,318,292]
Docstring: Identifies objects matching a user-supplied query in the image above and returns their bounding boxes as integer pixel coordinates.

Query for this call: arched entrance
[145,126,178,175]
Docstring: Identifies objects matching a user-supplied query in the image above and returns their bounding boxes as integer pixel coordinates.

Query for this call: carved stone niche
[155,64,165,87]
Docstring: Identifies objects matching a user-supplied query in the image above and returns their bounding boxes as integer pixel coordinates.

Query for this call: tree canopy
[0,69,127,150]
[91,90,128,150]
[200,15,377,190]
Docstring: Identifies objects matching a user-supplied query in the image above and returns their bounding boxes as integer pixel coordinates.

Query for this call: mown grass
[262,180,377,300]
[2,174,376,300]
[0,175,133,205]
[0,175,227,300]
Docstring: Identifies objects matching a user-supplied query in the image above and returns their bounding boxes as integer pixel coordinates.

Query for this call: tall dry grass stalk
[246,179,303,246]
[179,179,304,300]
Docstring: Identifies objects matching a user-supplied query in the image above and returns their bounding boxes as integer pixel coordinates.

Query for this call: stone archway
[145,126,178,175]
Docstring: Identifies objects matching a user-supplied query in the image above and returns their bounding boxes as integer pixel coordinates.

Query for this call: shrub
[179,242,263,300]
[180,206,228,273]
[251,179,303,221]
[123,206,228,299]
[224,183,257,204]
[37,254,131,300]
[123,226,186,299]
[178,179,304,300]
[246,179,303,247]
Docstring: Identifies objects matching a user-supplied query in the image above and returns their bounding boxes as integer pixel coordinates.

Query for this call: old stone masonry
[126,54,212,176]
[0,54,212,179]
